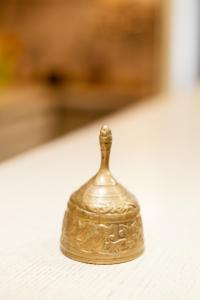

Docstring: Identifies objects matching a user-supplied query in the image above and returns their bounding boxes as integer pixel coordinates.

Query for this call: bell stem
[100,148,110,170]
[99,125,112,171]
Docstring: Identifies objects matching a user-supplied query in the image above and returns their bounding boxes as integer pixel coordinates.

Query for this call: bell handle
[99,125,112,170]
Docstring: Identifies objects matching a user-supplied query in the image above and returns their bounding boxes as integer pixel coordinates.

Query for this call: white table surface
[1,88,200,300]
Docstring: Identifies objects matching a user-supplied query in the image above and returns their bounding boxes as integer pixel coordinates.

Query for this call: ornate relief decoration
[62,210,143,255]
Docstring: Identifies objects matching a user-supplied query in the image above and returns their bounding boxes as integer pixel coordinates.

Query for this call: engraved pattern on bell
[60,125,144,264]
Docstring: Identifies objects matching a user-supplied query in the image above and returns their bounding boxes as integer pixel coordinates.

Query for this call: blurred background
[0,0,199,161]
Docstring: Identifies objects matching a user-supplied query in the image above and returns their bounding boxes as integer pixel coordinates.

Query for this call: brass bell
[60,125,144,264]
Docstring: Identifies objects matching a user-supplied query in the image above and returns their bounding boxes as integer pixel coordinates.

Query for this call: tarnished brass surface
[60,125,144,264]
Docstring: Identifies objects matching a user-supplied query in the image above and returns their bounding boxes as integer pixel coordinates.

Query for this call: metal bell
[60,125,144,264]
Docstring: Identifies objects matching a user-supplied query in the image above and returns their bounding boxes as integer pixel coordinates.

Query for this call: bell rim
[60,244,144,265]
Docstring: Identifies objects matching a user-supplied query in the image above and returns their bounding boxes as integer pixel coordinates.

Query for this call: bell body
[60,125,144,264]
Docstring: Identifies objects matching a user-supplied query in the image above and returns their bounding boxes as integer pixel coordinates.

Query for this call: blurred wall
[0,0,161,161]
[0,0,159,94]
[160,0,199,92]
